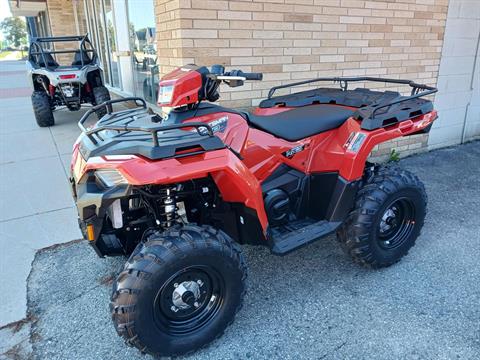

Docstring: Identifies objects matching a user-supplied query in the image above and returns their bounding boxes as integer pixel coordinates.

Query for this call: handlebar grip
[242,72,263,81]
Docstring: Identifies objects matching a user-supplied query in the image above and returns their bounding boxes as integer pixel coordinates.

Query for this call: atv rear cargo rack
[262,77,437,130]
[78,98,224,160]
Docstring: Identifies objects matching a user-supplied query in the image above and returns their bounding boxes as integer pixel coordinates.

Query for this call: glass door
[126,0,158,104]
[83,0,112,86]
[103,0,121,88]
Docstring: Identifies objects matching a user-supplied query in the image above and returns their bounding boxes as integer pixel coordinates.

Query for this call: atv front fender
[81,149,269,234]
[210,153,269,233]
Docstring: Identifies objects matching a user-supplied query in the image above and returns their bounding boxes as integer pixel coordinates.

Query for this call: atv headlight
[95,169,128,188]
[158,84,174,105]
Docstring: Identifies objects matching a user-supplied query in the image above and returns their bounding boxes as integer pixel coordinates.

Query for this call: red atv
[71,64,437,357]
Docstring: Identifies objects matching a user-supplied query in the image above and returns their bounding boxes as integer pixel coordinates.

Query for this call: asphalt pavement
[5,141,477,360]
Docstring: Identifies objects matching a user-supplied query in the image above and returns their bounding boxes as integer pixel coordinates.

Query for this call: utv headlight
[95,169,128,188]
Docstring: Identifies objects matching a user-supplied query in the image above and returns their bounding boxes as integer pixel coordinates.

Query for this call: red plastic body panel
[76,148,269,231]
[157,67,201,107]
[72,107,437,236]
[74,66,438,236]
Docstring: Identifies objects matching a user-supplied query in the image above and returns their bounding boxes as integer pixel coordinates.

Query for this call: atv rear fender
[334,110,438,180]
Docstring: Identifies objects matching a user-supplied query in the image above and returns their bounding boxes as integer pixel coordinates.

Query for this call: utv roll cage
[28,35,97,70]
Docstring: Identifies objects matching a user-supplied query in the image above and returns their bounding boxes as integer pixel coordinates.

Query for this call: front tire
[111,225,247,357]
[92,85,110,119]
[336,165,427,268]
[31,91,54,127]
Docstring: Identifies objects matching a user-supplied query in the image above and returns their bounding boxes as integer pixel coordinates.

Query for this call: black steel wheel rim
[154,265,225,335]
[377,197,416,250]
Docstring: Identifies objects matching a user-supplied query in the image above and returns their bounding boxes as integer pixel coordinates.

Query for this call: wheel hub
[172,280,202,310]
[154,266,225,335]
[379,207,398,233]
[377,198,416,250]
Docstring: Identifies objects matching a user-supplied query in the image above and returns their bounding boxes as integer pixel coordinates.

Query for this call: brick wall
[154,0,449,158]
[155,0,447,105]
[46,0,88,64]
[47,0,77,37]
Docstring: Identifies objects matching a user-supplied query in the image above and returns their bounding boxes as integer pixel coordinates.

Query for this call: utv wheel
[336,165,427,268]
[111,224,247,357]
[92,86,110,119]
[31,91,54,127]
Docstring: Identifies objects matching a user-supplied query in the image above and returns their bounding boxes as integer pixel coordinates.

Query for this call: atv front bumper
[70,176,130,257]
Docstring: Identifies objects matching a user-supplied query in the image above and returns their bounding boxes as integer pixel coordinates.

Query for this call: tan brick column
[46,0,87,64]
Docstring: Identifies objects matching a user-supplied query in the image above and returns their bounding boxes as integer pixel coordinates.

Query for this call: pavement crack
[62,284,103,305]
[0,207,75,223]
[318,341,347,359]
[0,154,59,166]
[48,126,70,179]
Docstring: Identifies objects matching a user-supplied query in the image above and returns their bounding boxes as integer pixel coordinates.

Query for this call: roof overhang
[9,0,47,17]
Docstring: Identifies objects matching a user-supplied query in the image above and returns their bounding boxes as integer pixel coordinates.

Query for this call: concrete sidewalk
[0,60,82,326]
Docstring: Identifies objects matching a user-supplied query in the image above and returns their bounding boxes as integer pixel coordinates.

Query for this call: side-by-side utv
[27,35,110,127]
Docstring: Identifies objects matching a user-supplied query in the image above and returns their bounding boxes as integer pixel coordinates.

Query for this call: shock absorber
[163,187,176,228]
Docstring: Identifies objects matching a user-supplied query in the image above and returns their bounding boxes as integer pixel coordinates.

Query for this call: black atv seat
[71,50,92,66]
[248,104,355,142]
[34,52,59,68]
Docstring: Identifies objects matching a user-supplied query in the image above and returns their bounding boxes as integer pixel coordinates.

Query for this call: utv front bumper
[70,176,130,257]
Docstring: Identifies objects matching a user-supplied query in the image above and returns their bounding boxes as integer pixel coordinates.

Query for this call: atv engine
[264,189,291,225]
[59,83,81,110]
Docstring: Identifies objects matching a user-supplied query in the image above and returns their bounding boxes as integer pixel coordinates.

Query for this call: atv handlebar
[209,69,263,82]
[226,70,263,81]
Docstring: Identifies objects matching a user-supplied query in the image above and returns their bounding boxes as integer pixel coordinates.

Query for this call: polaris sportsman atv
[70,64,437,357]
[27,35,110,127]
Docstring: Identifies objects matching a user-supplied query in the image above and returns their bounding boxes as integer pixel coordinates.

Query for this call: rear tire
[111,224,247,357]
[31,91,54,127]
[92,86,110,119]
[336,165,427,268]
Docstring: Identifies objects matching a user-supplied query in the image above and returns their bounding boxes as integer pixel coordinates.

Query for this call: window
[103,0,121,88]
[127,0,158,104]
[82,0,122,89]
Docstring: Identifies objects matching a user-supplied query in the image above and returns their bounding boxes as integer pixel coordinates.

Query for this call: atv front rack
[264,77,438,130]
[79,97,214,146]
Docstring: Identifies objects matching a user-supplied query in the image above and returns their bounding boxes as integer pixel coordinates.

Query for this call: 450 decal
[282,144,305,158]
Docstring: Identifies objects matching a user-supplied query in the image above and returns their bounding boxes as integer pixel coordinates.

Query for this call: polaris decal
[208,116,228,133]
[283,144,305,158]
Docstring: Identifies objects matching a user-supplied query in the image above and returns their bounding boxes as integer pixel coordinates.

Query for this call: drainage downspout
[73,0,80,36]
[461,29,480,144]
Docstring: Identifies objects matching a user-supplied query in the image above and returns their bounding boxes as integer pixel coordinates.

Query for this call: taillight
[59,74,76,80]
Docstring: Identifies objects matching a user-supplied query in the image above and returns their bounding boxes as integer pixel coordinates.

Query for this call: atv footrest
[270,219,340,255]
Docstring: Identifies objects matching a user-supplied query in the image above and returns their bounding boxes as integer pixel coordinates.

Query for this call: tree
[0,17,27,48]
